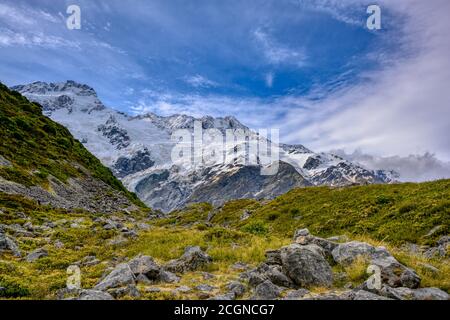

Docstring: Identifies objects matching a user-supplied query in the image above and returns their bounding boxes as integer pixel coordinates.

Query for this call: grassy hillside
[0,181,448,299]
[161,179,450,246]
[0,82,143,207]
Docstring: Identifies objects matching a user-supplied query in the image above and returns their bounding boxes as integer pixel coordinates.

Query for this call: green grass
[0,82,144,207]
[160,179,450,247]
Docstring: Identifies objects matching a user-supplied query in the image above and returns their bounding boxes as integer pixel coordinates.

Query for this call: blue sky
[1,0,450,167]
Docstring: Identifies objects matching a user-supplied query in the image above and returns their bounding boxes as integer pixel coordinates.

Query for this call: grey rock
[94,263,135,291]
[145,287,161,293]
[413,288,449,300]
[208,293,236,300]
[226,281,246,297]
[280,244,333,287]
[196,284,216,292]
[293,228,310,240]
[201,272,216,280]
[159,270,180,283]
[174,286,191,293]
[135,273,151,284]
[128,255,161,279]
[0,232,21,257]
[253,280,283,300]
[353,290,392,300]
[25,248,48,262]
[230,262,249,271]
[283,289,310,300]
[0,155,12,167]
[79,290,114,300]
[331,241,375,265]
[54,240,64,249]
[108,285,141,298]
[332,242,421,289]
[164,246,212,273]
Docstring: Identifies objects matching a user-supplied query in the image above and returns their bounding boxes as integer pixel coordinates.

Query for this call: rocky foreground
[51,229,449,301]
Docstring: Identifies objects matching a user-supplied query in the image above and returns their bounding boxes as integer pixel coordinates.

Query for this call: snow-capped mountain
[12,81,397,212]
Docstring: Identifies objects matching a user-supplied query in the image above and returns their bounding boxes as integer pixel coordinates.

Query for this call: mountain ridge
[11,80,397,212]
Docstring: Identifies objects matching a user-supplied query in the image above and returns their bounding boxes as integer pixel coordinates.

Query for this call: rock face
[164,246,212,273]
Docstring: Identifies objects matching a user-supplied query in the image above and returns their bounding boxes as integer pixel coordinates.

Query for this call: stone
[54,240,64,249]
[332,242,421,289]
[253,280,282,300]
[412,288,449,300]
[331,241,375,265]
[208,293,235,300]
[174,285,191,293]
[25,248,48,262]
[78,289,114,300]
[128,255,161,279]
[145,287,161,293]
[280,244,333,287]
[230,262,249,271]
[94,263,135,291]
[226,281,246,297]
[108,285,140,298]
[159,270,180,283]
[81,255,100,266]
[353,290,392,300]
[283,289,310,300]
[164,246,212,273]
[135,274,151,284]
[0,232,21,257]
[201,272,216,280]
[265,250,282,265]
[264,265,294,288]
[196,284,216,292]
[293,228,310,240]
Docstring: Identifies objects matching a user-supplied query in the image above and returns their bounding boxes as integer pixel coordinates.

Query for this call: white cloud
[275,0,450,161]
[332,149,450,182]
[253,28,307,67]
[183,74,218,88]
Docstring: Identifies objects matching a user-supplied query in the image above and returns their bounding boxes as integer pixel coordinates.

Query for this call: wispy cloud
[183,74,218,88]
[253,28,307,67]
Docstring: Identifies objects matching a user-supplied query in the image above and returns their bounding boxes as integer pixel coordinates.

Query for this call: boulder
[280,244,333,287]
[78,290,114,300]
[108,285,140,298]
[128,255,161,280]
[293,228,338,258]
[94,263,135,291]
[252,280,283,300]
[226,281,246,297]
[164,246,212,273]
[0,232,21,257]
[25,248,48,262]
[332,242,421,289]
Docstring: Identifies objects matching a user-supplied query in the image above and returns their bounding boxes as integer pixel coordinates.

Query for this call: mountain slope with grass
[1,178,448,299]
[0,82,144,213]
